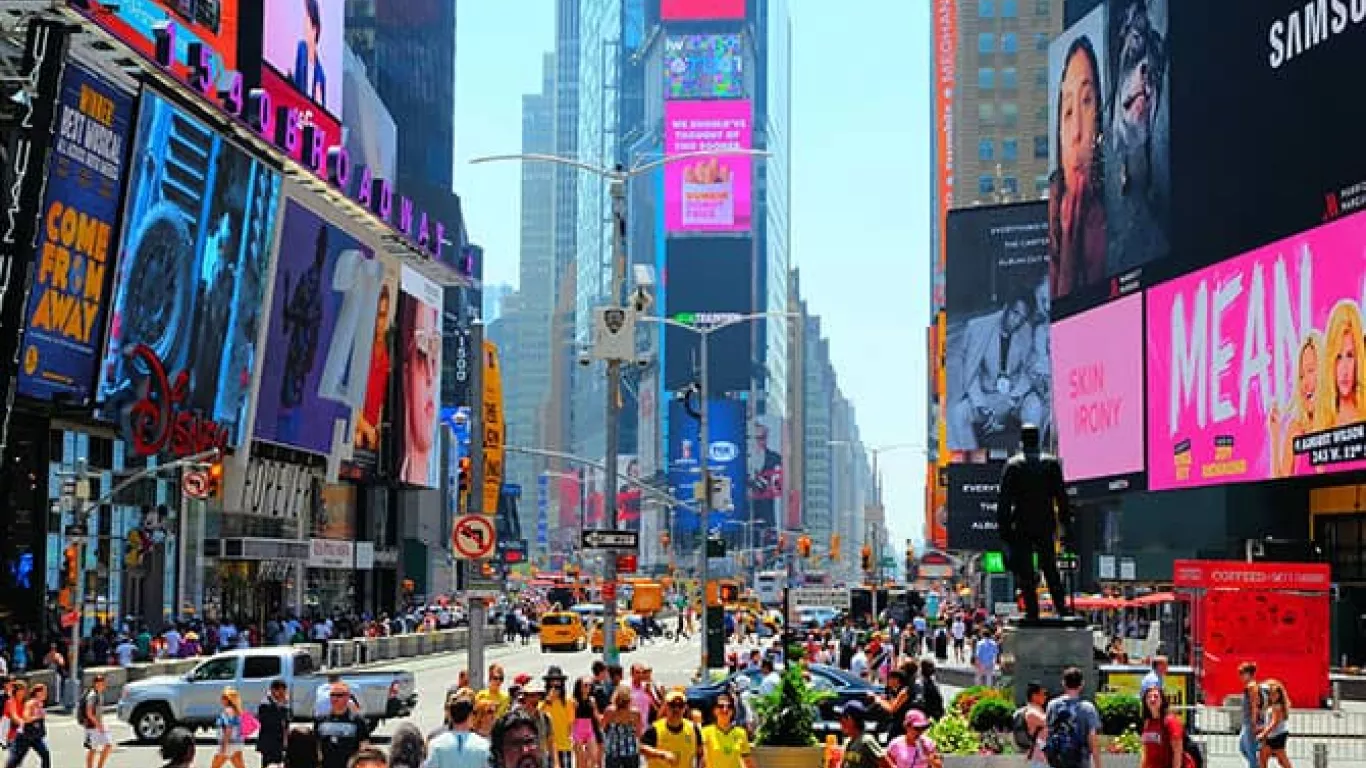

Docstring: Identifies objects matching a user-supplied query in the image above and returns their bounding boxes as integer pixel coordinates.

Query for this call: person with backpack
[1237,662,1267,768]
[81,674,112,768]
[1012,682,1049,768]
[1043,667,1101,768]
[1139,685,1197,768]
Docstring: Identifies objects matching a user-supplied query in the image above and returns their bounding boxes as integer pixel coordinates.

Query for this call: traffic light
[830,533,841,561]
[58,544,78,609]
[458,457,472,512]
[860,544,873,573]
[797,534,812,558]
[207,459,224,497]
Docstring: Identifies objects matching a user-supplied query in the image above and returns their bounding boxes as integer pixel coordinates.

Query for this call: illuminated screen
[82,0,240,90]
[665,34,743,100]
[661,0,746,20]
[664,100,752,234]
[263,0,345,117]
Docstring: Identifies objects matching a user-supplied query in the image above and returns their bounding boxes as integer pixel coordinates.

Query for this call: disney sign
[122,343,229,459]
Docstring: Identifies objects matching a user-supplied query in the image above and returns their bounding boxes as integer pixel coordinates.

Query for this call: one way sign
[580,529,639,550]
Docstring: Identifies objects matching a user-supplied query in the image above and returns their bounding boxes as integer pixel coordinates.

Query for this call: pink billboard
[664,100,752,234]
[1052,293,1145,482]
[1147,210,1366,490]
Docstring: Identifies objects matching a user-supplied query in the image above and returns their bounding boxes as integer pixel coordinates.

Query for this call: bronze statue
[997,424,1072,620]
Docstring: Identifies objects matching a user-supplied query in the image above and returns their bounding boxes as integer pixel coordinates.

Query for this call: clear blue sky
[453,2,930,549]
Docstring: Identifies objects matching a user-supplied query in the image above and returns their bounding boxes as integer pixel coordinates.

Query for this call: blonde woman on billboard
[1268,331,1321,478]
[1316,300,1366,430]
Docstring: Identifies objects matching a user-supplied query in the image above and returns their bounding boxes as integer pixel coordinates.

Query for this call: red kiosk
[1173,560,1332,707]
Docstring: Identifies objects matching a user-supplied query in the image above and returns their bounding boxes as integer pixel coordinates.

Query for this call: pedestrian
[758,659,781,697]
[1139,685,1191,768]
[913,659,944,722]
[1,680,24,750]
[973,630,999,687]
[81,674,113,768]
[491,709,548,768]
[473,699,500,738]
[1140,656,1168,701]
[1237,661,1268,768]
[389,722,428,768]
[836,702,891,768]
[541,669,573,768]
[40,645,63,707]
[1043,667,1101,768]
[640,690,701,768]
[1018,682,1049,768]
[349,746,389,768]
[316,683,370,768]
[5,682,49,768]
[1256,679,1292,768]
[479,664,512,719]
[603,684,642,768]
[426,689,490,768]
[887,710,940,768]
[256,679,291,768]
[949,617,965,665]
[850,644,869,681]
[212,686,248,768]
[571,676,601,768]
[701,692,753,768]
[159,727,197,768]
[874,667,915,741]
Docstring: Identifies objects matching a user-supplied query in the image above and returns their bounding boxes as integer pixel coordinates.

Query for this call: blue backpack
[1043,698,1087,768]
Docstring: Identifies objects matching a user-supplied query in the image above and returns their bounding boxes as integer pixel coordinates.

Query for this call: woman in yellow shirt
[702,693,756,768]
[541,667,575,768]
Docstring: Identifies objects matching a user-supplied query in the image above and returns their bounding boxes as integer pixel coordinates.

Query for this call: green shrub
[925,713,981,756]
[1095,693,1142,736]
[951,685,1009,717]
[968,696,1015,733]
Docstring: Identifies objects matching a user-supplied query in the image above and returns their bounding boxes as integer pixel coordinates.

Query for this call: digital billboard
[944,202,1051,452]
[748,414,783,540]
[17,65,133,404]
[661,0,746,21]
[397,265,443,488]
[99,89,282,450]
[254,199,381,456]
[351,253,399,473]
[261,66,344,169]
[664,100,752,234]
[946,463,1003,551]
[663,237,754,394]
[263,0,345,118]
[665,34,744,100]
[668,398,747,534]
[1051,292,1144,485]
[82,0,241,91]
[1147,209,1366,491]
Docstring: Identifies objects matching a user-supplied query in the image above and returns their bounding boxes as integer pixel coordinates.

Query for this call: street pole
[698,329,711,673]
[468,318,487,691]
[601,176,627,666]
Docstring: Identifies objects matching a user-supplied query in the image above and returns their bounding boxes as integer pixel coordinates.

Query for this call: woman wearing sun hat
[886,710,941,768]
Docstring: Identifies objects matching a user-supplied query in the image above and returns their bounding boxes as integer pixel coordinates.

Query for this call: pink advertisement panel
[664,100,752,234]
[1147,210,1366,490]
[1052,293,1145,482]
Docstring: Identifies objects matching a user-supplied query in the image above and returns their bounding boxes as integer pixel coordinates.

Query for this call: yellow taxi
[590,617,639,653]
[539,609,588,652]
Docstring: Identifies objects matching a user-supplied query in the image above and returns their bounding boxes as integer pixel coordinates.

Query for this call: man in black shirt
[997,424,1073,620]
[256,679,291,767]
[315,682,369,768]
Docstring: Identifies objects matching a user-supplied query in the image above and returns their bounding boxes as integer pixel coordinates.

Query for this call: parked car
[118,648,417,743]
[539,611,588,651]
[685,663,881,736]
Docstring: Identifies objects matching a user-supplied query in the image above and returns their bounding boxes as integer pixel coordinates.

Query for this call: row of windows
[977,136,1050,162]
[979,0,1052,17]
[977,174,1050,198]
[977,101,1049,127]
[979,67,1047,90]
[978,32,1020,55]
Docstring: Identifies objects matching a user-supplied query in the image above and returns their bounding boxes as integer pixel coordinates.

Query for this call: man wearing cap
[838,701,892,768]
[427,689,491,768]
[641,690,704,768]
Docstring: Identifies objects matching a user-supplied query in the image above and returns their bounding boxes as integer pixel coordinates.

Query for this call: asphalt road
[42,633,706,768]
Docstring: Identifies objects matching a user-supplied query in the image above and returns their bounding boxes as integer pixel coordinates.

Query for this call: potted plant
[752,646,834,768]
[1101,725,1142,768]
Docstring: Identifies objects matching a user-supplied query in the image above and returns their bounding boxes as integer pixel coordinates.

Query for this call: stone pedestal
[1002,618,1097,705]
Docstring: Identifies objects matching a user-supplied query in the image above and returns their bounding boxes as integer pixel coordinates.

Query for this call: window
[978,139,995,162]
[1002,102,1019,127]
[1002,32,1018,54]
[978,33,995,55]
[1002,0,1019,16]
[294,653,316,676]
[1002,176,1020,197]
[1036,0,1051,14]
[191,657,238,682]
[1002,138,1019,162]
[243,656,282,679]
[979,175,996,196]
[1034,67,1048,89]
[978,103,995,126]
[1034,135,1049,159]
[978,68,995,90]
[1036,175,1051,196]
[1002,67,1018,90]
[978,0,994,17]
[1034,32,1050,51]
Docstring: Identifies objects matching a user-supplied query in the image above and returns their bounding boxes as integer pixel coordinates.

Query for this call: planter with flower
[752,647,834,768]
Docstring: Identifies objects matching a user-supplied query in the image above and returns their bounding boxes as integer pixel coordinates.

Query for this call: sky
[454,2,931,550]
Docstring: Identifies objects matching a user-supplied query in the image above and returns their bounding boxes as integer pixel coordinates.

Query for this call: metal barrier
[1191,705,1366,739]
[1192,734,1366,762]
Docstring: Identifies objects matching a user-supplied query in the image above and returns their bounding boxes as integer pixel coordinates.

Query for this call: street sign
[983,551,1006,574]
[580,529,639,550]
[499,539,527,565]
[616,553,638,574]
[458,563,502,597]
[1059,553,1080,573]
[182,470,210,500]
[880,556,895,568]
[453,515,497,560]
[602,581,617,602]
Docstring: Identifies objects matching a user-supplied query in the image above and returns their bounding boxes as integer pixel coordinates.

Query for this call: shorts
[572,718,595,745]
[953,638,965,647]
[1266,733,1289,750]
[84,729,112,749]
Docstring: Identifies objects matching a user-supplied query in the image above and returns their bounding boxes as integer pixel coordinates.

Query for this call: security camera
[634,355,653,369]
[578,353,593,368]
[630,286,653,314]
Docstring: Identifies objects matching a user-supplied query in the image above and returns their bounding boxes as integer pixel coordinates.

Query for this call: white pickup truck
[117,648,417,743]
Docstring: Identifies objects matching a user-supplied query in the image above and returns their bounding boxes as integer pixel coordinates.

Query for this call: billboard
[944,202,1051,452]
[748,414,784,538]
[82,0,241,91]
[253,199,381,456]
[18,65,133,404]
[350,254,398,472]
[660,0,746,20]
[99,90,282,449]
[664,100,752,233]
[663,237,754,394]
[1047,0,1171,302]
[260,66,344,169]
[665,34,744,100]
[1147,209,1366,491]
[263,0,345,118]
[1051,292,1144,484]
[668,398,746,533]
[931,0,955,313]
[946,463,1003,551]
[397,265,442,487]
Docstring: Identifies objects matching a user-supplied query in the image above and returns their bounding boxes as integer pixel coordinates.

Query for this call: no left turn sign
[452,515,496,560]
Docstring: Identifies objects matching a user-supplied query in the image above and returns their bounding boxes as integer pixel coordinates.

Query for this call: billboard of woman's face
[398,273,441,487]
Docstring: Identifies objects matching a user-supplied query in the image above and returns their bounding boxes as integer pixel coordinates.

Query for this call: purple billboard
[254,199,383,455]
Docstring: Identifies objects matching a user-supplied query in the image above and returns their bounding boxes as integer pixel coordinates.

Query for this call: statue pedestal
[1002,620,1096,705]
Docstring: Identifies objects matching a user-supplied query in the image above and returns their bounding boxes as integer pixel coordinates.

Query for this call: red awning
[1132,591,1177,607]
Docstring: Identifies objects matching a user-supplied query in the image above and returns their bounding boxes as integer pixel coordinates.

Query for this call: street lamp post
[470,149,768,666]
